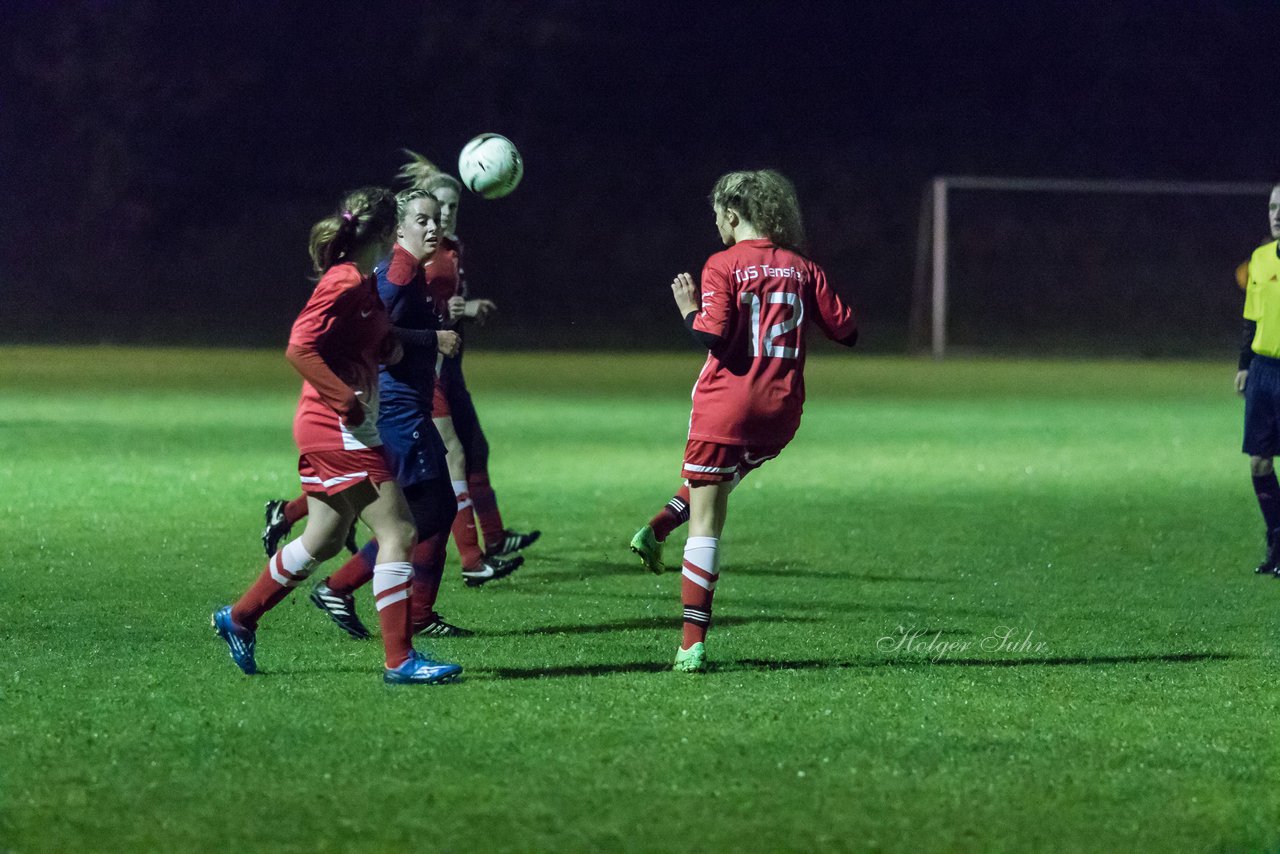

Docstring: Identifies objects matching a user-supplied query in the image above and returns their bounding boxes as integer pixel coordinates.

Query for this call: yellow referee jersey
[1244,240,1280,357]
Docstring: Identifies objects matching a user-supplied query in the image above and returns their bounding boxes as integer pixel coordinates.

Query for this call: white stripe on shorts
[682,462,737,474]
[300,472,370,489]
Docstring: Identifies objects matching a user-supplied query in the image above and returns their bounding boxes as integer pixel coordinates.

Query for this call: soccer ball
[457,133,524,199]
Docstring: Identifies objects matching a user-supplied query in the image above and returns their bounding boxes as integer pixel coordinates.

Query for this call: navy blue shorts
[377,403,448,488]
[1243,354,1280,457]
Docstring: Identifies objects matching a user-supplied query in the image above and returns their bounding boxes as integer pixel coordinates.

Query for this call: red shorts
[298,448,395,496]
[431,377,452,419]
[681,439,785,484]
[432,356,463,419]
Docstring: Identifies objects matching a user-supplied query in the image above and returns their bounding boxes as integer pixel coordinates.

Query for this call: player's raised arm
[674,271,729,352]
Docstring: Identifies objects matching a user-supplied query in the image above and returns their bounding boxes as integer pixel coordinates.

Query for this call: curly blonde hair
[710,169,806,253]
[396,148,463,195]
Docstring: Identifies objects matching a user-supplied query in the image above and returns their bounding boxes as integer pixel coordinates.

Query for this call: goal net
[909,177,1274,358]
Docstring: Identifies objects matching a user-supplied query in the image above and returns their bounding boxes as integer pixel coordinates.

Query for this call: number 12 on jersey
[741,291,804,359]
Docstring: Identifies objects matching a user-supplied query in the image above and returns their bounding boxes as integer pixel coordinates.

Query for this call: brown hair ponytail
[308,186,398,275]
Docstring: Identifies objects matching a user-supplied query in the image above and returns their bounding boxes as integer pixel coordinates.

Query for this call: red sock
[283,494,309,525]
[232,540,319,630]
[650,485,691,542]
[468,471,506,551]
[450,480,485,569]
[680,536,719,648]
[325,540,377,595]
[372,561,414,668]
[409,533,447,631]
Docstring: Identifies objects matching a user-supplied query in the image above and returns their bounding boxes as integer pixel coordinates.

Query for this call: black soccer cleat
[262,499,293,557]
[1256,533,1280,575]
[486,529,541,559]
[415,616,475,638]
[309,583,372,639]
[462,554,525,587]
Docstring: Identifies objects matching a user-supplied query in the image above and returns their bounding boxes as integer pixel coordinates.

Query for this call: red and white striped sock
[650,485,691,542]
[373,561,414,668]
[325,540,377,595]
[232,539,319,630]
[450,480,485,570]
[680,536,719,649]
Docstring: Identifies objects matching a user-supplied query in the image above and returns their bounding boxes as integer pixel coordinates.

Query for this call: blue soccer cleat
[212,605,257,675]
[384,650,463,685]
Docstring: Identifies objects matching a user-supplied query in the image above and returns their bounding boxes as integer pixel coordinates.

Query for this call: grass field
[1,346,1277,852]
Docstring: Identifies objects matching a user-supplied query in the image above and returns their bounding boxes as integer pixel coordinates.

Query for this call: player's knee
[385,519,417,554]
[1251,456,1274,477]
[303,528,350,562]
[365,516,416,560]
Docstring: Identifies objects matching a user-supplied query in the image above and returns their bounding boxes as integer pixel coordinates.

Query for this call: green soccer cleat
[630,525,665,574]
[673,642,707,673]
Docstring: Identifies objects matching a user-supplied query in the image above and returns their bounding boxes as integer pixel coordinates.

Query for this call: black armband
[1240,319,1257,371]
[684,311,725,351]
[393,326,438,351]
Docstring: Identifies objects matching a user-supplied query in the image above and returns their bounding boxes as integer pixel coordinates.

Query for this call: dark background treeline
[1,0,1275,354]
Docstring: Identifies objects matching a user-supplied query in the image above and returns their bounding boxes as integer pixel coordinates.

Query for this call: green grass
[1,346,1277,852]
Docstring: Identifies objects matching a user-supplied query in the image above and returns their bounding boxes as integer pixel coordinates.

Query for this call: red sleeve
[286,270,361,420]
[691,258,734,338]
[809,265,857,343]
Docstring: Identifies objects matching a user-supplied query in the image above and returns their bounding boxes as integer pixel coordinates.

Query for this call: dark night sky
[1,0,1276,350]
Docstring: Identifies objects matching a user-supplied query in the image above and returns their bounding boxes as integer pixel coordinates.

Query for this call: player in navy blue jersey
[398,151,540,584]
[309,189,477,639]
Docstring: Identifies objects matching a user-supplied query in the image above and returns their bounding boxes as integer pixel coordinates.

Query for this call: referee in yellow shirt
[1235,182,1280,574]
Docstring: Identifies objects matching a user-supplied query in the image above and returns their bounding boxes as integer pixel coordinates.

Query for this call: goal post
[911,176,1276,358]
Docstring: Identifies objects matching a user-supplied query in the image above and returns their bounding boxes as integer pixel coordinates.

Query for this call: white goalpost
[911,176,1275,358]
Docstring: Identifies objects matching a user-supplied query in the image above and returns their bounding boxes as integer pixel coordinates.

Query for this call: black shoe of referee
[1255,535,1280,575]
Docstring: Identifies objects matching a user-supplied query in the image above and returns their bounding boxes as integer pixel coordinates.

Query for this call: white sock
[270,539,319,587]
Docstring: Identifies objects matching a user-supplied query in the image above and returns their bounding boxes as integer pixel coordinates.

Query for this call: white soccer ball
[457,133,524,199]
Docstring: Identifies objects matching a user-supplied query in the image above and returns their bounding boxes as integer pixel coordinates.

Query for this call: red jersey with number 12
[689,239,856,445]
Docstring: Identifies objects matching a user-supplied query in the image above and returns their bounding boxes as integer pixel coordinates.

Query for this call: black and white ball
[457,133,524,200]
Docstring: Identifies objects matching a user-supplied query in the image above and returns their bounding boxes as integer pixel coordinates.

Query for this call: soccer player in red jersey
[212,187,461,685]
[310,190,478,639]
[398,151,540,584]
[663,170,859,672]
